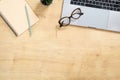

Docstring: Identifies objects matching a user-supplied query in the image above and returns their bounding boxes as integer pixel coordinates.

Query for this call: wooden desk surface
[0,0,120,80]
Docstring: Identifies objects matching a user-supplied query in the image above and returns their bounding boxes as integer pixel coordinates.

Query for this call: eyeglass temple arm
[81,12,84,15]
[58,20,64,27]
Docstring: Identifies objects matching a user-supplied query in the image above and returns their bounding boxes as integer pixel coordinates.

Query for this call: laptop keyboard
[70,0,120,11]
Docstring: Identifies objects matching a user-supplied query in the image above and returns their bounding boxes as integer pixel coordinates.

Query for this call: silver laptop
[62,0,120,32]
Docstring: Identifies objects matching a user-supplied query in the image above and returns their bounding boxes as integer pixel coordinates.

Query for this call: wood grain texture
[0,0,120,80]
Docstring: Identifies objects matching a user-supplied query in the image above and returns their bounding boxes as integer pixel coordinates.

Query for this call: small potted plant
[41,0,53,5]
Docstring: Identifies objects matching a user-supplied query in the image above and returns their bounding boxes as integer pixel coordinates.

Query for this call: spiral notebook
[0,0,39,36]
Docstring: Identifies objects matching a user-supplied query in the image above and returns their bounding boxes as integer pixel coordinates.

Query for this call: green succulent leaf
[44,0,52,5]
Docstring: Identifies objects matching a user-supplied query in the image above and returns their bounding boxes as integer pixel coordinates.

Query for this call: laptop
[62,0,120,32]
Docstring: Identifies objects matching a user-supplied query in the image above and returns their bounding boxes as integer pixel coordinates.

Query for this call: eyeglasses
[58,8,84,27]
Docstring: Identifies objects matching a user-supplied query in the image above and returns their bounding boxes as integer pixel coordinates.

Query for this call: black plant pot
[41,0,53,5]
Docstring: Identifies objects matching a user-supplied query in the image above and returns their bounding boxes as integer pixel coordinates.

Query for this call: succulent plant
[41,0,53,5]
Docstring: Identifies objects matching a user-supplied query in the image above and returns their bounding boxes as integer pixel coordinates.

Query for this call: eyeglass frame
[58,8,84,27]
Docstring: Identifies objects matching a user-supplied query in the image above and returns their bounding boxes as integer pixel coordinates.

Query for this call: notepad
[0,0,39,36]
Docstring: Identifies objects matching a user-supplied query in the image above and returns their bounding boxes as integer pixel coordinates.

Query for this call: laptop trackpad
[107,11,120,32]
[73,7,109,29]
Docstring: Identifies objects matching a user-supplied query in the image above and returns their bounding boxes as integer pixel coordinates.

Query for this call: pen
[25,4,32,36]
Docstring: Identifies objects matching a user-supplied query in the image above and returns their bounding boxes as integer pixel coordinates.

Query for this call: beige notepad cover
[0,0,39,36]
